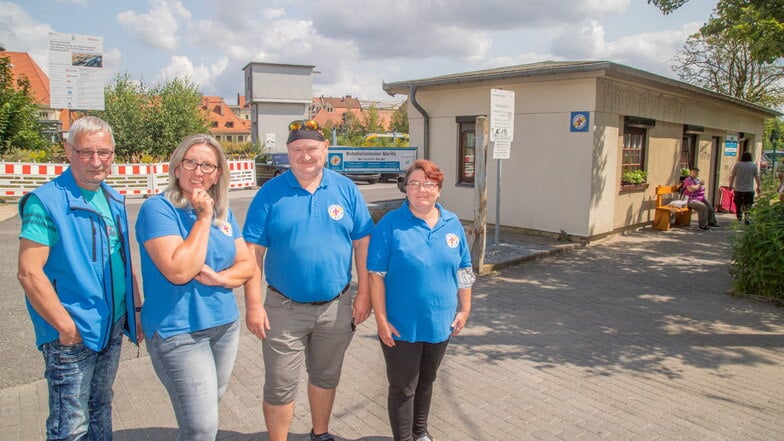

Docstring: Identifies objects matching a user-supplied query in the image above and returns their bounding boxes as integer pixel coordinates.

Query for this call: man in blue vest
[17,116,142,440]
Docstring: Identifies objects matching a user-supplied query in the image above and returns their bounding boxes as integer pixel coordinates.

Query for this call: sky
[1,0,721,105]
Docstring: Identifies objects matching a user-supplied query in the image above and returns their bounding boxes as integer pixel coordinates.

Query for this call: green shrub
[622,169,648,184]
[730,197,784,304]
[1,147,58,162]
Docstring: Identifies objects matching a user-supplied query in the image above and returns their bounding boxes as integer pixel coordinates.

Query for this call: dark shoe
[708,222,721,227]
[699,226,710,231]
[310,430,336,441]
[744,219,750,225]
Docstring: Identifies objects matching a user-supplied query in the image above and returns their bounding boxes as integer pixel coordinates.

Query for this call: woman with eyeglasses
[368,159,475,441]
[135,134,254,441]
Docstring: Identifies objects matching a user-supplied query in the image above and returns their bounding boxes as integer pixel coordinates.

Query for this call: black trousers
[380,338,450,441]
[734,191,754,220]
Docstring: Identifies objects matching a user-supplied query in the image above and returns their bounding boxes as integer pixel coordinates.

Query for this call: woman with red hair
[368,159,475,441]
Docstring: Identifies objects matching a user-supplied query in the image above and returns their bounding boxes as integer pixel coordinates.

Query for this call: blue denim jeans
[42,317,125,441]
[147,320,240,441]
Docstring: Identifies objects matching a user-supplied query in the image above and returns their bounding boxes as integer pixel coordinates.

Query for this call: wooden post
[470,116,489,273]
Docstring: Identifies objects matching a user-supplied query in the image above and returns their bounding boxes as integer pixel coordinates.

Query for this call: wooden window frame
[456,116,478,185]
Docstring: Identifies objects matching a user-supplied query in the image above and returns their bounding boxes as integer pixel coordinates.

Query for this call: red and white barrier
[1,160,255,198]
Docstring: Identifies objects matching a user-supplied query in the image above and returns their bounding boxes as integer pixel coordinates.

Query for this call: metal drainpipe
[409,85,429,160]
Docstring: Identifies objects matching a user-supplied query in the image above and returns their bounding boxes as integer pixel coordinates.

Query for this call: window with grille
[622,127,646,176]
[680,134,696,170]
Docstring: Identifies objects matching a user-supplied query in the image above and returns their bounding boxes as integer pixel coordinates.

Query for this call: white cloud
[550,21,703,76]
[117,0,191,50]
[52,0,88,6]
[304,0,631,59]
[0,2,54,71]
[157,55,229,93]
[102,47,123,82]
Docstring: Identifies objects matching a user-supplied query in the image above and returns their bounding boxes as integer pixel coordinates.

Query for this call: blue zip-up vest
[19,168,139,351]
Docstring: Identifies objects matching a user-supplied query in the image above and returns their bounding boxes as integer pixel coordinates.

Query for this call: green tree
[338,111,365,145]
[649,0,784,63]
[764,117,784,171]
[362,103,383,134]
[98,73,150,161]
[0,54,50,155]
[390,102,409,134]
[148,77,209,159]
[95,74,208,161]
[672,31,784,108]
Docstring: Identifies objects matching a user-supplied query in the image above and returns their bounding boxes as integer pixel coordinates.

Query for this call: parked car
[255,153,290,186]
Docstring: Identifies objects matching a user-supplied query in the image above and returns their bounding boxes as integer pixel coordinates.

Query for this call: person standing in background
[728,151,762,224]
[17,116,142,440]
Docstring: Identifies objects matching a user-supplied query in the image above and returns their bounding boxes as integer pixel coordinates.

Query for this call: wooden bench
[653,185,692,231]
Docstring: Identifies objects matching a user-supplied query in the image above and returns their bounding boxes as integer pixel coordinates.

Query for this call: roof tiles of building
[4,51,50,106]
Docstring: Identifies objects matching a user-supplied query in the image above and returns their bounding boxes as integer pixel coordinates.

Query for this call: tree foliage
[390,102,409,134]
[0,54,51,155]
[730,200,784,304]
[649,0,784,63]
[363,103,383,134]
[672,31,784,108]
[319,102,410,147]
[93,74,209,161]
[338,110,366,145]
[100,73,149,161]
[148,78,209,158]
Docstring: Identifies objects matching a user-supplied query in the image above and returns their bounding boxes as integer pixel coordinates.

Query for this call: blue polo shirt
[368,201,472,343]
[135,195,241,339]
[243,169,373,303]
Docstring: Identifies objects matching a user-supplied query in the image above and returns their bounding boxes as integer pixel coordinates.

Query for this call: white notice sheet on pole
[490,89,514,141]
[490,88,514,159]
[493,138,511,160]
[49,32,105,110]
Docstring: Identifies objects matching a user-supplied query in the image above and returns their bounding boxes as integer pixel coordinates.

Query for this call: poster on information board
[49,32,105,110]
[724,132,738,156]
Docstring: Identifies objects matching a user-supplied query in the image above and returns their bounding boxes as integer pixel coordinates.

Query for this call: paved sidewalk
[2,215,783,440]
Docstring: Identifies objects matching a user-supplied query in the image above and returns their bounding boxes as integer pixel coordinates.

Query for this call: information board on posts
[49,32,105,110]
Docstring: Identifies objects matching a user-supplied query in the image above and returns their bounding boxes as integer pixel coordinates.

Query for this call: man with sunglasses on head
[243,119,374,441]
[17,116,143,440]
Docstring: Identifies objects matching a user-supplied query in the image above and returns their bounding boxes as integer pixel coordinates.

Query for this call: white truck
[327,147,417,184]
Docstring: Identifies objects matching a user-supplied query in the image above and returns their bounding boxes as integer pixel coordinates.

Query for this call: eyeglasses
[406,181,439,191]
[181,158,218,174]
[288,119,321,132]
[69,144,114,160]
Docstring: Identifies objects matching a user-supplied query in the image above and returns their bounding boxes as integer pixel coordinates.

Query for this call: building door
[710,136,722,207]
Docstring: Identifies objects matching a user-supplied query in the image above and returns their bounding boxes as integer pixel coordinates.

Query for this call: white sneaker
[415,434,434,441]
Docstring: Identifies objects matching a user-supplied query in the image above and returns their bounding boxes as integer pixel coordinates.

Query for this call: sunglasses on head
[288,119,321,132]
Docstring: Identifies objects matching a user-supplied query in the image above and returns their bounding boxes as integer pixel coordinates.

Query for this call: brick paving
[2,214,783,441]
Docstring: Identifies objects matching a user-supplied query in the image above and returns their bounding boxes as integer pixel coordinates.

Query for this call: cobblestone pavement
[2,213,783,440]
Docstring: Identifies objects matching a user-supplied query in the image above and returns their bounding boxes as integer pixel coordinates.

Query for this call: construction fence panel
[1,160,255,198]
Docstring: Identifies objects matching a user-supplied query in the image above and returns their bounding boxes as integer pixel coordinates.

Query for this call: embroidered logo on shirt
[219,223,233,236]
[328,204,345,220]
[446,233,459,248]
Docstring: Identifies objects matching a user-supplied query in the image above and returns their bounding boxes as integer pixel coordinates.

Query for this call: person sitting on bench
[683,166,720,230]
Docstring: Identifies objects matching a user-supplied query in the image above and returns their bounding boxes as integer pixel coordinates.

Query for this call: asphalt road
[0,182,403,389]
